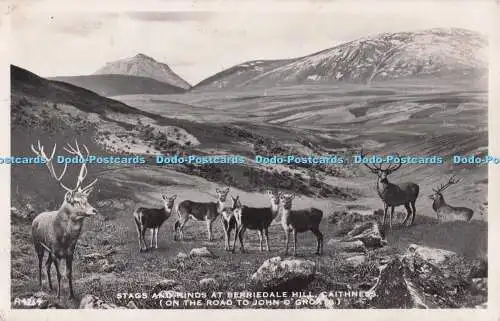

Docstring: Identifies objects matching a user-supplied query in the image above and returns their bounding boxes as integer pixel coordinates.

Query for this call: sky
[7,0,496,86]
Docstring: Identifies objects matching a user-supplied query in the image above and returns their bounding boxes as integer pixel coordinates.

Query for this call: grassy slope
[10,66,488,308]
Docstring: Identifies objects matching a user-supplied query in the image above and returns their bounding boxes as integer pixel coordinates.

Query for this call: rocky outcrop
[190,247,215,258]
[250,257,316,291]
[360,245,486,308]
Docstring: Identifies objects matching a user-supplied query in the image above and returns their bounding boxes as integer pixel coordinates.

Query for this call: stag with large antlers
[429,175,474,222]
[360,150,420,229]
[30,139,98,299]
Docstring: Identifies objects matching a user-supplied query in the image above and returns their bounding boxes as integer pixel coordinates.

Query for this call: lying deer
[280,193,324,256]
[430,175,474,222]
[361,150,420,229]
[174,187,230,241]
[31,139,98,299]
[231,190,282,253]
[133,194,177,252]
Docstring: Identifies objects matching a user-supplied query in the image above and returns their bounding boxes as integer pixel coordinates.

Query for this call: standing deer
[231,190,282,253]
[30,139,98,299]
[279,193,323,256]
[429,175,474,222]
[174,187,230,241]
[361,150,420,229]
[220,196,238,251]
[133,194,177,252]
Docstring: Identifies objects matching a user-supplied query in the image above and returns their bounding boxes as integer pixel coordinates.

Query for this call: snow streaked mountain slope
[194,28,488,90]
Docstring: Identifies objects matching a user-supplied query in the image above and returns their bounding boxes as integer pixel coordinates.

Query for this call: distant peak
[134,53,155,61]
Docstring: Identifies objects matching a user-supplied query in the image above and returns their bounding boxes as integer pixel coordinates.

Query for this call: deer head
[31,139,98,218]
[429,175,462,200]
[280,193,296,210]
[266,190,282,206]
[215,187,230,202]
[360,149,402,183]
[162,194,177,211]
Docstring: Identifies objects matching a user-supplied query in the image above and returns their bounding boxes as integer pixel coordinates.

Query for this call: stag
[361,150,420,229]
[30,139,98,299]
[430,175,474,222]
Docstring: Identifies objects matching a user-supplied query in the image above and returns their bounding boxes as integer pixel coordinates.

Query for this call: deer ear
[64,191,74,202]
[171,194,177,200]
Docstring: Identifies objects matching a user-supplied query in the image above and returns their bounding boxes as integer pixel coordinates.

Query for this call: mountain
[193,27,488,90]
[48,74,186,97]
[94,53,192,90]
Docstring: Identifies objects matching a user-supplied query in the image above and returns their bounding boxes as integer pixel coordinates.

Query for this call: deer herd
[27,140,478,299]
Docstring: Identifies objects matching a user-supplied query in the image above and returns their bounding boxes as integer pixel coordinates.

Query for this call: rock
[345,255,367,267]
[327,239,366,253]
[79,294,123,309]
[407,244,457,265]
[177,252,188,260]
[189,247,214,258]
[471,278,487,295]
[343,221,387,248]
[328,210,376,236]
[153,279,181,292]
[199,278,219,290]
[360,249,478,308]
[468,258,487,278]
[100,263,116,273]
[250,256,316,291]
[126,301,138,309]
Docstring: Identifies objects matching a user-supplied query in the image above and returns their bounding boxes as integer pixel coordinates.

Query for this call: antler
[385,152,402,174]
[359,149,382,172]
[432,175,462,193]
[31,140,72,192]
[63,139,97,192]
[31,139,97,194]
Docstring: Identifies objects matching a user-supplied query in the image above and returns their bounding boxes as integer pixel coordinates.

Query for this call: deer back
[378,181,419,206]
[134,206,171,228]
[177,200,218,221]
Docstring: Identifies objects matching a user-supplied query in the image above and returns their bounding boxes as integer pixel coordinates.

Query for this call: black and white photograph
[4,0,496,313]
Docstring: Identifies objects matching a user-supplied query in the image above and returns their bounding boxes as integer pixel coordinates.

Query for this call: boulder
[250,256,316,291]
[407,244,457,265]
[189,247,215,258]
[342,221,386,248]
[359,246,484,308]
[345,255,367,267]
[327,239,367,253]
[176,252,188,260]
[199,278,219,291]
[79,294,124,309]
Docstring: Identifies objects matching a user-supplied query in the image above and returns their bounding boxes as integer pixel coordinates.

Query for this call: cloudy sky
[8,0,495,85]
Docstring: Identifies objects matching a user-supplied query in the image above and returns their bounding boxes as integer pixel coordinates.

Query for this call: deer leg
[155,228,159,249]
[140,228,148,251]
[403,203,412,226]
[35,245,44,289]
[53,257,62,298]
[149,229,154,248]
[292,229,298,256]
[222,220,229,251]
[134,220,143,252]
[66,255,75,299]
[232,226,239,253]
[258,230,263,252]
[206,220,213,241]
[264,228,270,252]
[45,255,53,290]
[284,229,290,255]
[238,227,246,253]
[312,228,323,255]
[389,206,395,229]
[382,204,388,226]
[410,201,417,225]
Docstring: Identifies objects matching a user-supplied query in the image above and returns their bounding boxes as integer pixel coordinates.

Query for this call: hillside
[48,74,187,96]
[94,53,192,90]
[193,27,488,90]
